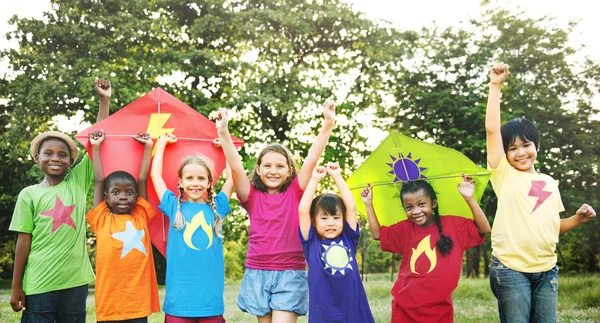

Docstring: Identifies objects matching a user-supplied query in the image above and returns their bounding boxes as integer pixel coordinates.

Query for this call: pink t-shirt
[241,177,306,270]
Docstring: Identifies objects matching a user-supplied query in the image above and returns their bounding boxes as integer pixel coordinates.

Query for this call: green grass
[1,274,599,322]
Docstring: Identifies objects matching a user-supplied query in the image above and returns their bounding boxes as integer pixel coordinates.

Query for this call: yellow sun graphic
[321,240,353,275]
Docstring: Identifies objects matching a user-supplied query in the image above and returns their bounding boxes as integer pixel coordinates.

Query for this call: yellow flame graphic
[410,235,437,274]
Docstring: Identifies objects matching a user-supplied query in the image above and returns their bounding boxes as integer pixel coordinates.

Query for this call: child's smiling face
[178,163,210,202]
[402,189,437,227]
[506,137,538,173]
[36,139,71,179]
[257,151,290,194]
[105,178,138,214]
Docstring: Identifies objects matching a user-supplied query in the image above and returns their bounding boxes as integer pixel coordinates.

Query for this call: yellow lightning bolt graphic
[146,113,175,155]
[182,210,214,250]
[410,235,437,274]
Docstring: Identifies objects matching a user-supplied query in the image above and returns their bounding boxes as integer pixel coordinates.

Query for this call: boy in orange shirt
[86,129,159,322]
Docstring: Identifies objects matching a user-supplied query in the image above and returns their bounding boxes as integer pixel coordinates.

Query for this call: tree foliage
[1,1,598,279]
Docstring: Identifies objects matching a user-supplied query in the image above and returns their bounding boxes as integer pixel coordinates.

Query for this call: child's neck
[40,174,66,187]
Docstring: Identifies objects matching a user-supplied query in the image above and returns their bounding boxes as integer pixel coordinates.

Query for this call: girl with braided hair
[151,133,233,323]
[361,175,490,322]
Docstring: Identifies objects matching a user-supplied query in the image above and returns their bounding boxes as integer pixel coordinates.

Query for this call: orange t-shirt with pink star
[86,197,160,321]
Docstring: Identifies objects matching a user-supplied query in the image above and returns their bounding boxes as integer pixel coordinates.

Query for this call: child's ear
[432,199,438,208]
[34,154,40,164]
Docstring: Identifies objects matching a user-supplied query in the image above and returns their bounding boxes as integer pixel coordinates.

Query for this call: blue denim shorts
[237,268,308,316]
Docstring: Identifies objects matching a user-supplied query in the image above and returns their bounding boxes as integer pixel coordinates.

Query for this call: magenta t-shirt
[241,177,306,270]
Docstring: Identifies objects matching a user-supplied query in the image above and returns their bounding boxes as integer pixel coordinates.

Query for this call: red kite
[76,87,243,256]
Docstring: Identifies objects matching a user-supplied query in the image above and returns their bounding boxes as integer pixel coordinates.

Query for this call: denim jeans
[21,284,88,323]
[490,256,558,323]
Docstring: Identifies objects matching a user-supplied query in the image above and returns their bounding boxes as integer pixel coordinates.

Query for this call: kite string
[158,100,166,242]
[348,172,491,190]
[95,134,218,142]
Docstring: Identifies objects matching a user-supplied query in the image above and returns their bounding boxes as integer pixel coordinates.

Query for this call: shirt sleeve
[9,189,35,233]
[380,221,408,255]
[345,221,361,250]
[454,217,485,250]
[158,190,178,221]
[70,153,94,193]
[489,154,510,195]
[135,197,156,221]
[85,202,110,233]
[214,191,231,218]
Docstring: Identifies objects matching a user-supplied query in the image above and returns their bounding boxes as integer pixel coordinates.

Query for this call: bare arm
[560,204,596,234]
[133,133,153,200]
[10,233,31,312]
[94,78,111,122]
[297,100,336,190]
[216,108,251,201]
[486,64,509,169]
[458,174,490,235]
[299,166,327,240]
[361,185,381,240]
[327,162,358,231]
[219,163,234,200]
[150,134,177,202]
[90,131,105,206]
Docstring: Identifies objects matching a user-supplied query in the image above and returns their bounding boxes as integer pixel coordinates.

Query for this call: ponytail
[173,185,186,230]
[433,204,453,256]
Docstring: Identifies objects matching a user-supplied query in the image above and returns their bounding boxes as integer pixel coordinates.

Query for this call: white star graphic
[111,221,147,259]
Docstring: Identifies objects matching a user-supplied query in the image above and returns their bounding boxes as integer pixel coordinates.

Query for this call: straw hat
[30,131,79,165]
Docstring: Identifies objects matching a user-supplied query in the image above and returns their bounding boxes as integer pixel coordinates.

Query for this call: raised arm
[133,133,154,200]
[216,108,251,201]
[150,133,177,202]
[486,64,509,169]
[297,99,336,190]
[94,78,111,123]
[327,162,357,231]
[90,130,105,206]
[559,204,596,234]
[299,166,327,240]
[361,184,381,240]
[457,174,491,235]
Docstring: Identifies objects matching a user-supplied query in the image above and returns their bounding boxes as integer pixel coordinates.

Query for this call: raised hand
[457,173,475,199]
[490,63,509,86]
[94,78,112,99]
[576,204,597,223]
[360,184,373,204]
[215,108,230,132]
[312,166,327,181]
[133,132,153,147]
[159,132,177,145]
[326,162,341,176]
[322,99,336,123]
[89,130,105,146]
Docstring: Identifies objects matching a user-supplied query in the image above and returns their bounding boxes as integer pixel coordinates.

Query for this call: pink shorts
[164,314,226,323]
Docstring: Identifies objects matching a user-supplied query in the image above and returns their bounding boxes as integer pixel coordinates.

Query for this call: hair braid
[434,205,453,256]
[173,185,186,230]
[206,186,223,238]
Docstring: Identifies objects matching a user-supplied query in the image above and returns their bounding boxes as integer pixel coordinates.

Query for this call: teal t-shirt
[9,154,95,295]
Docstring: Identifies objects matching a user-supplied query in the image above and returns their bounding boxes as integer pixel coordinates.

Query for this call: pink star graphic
[40,195,76,233]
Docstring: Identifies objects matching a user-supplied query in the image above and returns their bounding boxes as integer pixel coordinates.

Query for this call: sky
[1,0,598,131]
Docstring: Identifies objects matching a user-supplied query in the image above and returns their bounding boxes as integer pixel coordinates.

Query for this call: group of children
[9,64,596,323]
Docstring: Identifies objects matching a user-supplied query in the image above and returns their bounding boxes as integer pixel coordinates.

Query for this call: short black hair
[309,193,346,222]
[105,171,138,192]
[500,117,540,153]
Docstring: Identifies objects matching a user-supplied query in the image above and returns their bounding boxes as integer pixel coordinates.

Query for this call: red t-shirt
[380,216,485,323]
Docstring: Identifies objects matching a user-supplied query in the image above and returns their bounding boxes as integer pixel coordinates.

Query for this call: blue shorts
[237,269,308,316]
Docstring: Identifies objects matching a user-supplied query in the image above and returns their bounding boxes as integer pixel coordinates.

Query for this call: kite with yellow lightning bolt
[347,131,490,226]
[76,87,243,256]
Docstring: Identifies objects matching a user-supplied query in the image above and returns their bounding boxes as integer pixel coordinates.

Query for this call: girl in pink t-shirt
[216,101,336,323]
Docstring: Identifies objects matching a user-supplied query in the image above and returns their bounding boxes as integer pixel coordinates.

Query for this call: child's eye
[127,191,135,196]
[112,191,119,195]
